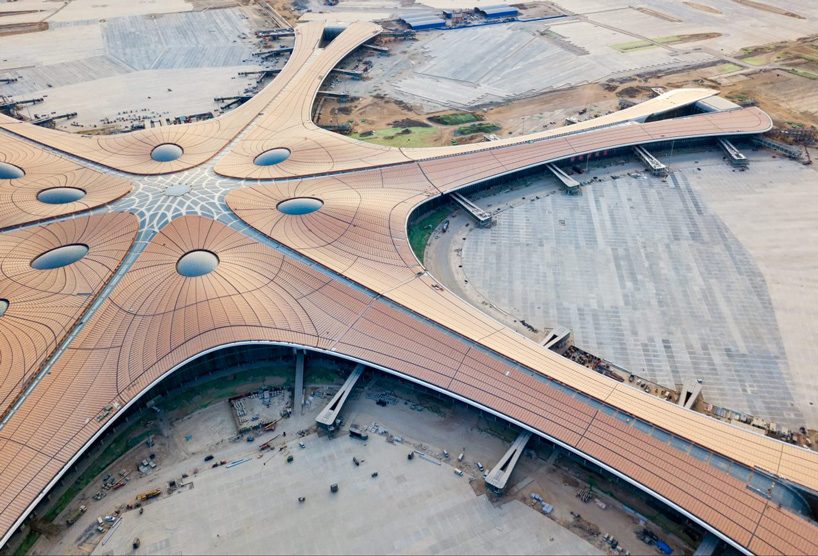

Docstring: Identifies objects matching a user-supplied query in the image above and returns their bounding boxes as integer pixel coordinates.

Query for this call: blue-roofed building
[476,4,519,18]
[400,14,447,30]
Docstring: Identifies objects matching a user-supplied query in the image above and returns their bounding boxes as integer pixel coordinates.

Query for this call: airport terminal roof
[0,21,816,555]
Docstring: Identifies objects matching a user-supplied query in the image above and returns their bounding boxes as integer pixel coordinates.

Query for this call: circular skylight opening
[176,250,219,277]
[277,197,324,215]
[254,148,291,167]
[31,243,89,270]
[0,299,8,317]
[37,187,87,204]
[150,143,184,162]
[0,162,25,180]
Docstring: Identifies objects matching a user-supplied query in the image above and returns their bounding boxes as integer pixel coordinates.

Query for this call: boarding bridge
[362,44,389,55]
[256,47,294,59]
[294,349,305,414]
[546,164,581,194]
[541,326,571,352]
[717,139,748,169]
[677,378,703,410]
[633,145,669,177]
[450,192,493,228]
[485,430,531,494]
[752,136,804,160]
[0,97,43,112]
[316,364,365,429]
[238,69,282,78]
[256,29,295,38]
[317,91,353,100]
[330,68,364,80]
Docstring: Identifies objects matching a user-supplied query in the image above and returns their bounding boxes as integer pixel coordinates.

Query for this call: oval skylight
[176,250,219,277]
[150,143,184,162]
[254,148,291,167]
[37,187,87,204]
[277,197,324,215]
[0,162,25,180]
[31,244,89,270]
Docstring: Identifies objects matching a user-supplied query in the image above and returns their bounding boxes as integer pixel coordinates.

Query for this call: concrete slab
[91,426,598,555]
[427,149,817,428]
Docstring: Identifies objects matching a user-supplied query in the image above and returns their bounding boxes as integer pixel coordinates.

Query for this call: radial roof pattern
[0,20,815,556]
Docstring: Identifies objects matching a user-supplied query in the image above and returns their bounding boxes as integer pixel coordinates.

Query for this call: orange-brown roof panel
[0,134,132,230]
[0,213,137,420]
[0,215,816,553]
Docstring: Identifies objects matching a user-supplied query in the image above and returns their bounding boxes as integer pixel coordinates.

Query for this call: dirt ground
[319,34,818,148]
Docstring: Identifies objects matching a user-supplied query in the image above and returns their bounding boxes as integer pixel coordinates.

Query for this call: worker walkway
[717,139,748,169]
[450,192,493,228]
[633,145,668,177]
[485,430,531,494]
[546,164,580,193]
[316,364,365,428]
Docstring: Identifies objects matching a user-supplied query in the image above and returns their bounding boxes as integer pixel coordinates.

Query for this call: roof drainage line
[0,339,753,555]
[0,232,152,431]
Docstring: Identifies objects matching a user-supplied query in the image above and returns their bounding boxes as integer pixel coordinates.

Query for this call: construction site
[28,349,693,556]
[1,1,817,555]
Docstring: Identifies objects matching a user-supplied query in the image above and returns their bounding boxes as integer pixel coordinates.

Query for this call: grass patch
[306,362,343,385]
[428,112,481,126]
[785,67,818,80]
[741,55,768,66]
[612,39,658,53]
[717,62,742,74]
[351,127,439,148]
[14,531,40,556]
[454,122,500,136]
[408,204,452,263]
[612,33,718,53]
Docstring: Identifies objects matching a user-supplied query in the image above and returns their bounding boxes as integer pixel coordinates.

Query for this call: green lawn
[612,35,683,53]
[717,62,742,74]
[454,122,500,136]
[351,127,439,148]
[408,204,452,264]
[428,112,480,126]
[741,55,768,66]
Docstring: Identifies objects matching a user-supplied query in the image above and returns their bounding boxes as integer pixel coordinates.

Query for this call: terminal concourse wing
[0,216,816,554]
[0,20,814,556]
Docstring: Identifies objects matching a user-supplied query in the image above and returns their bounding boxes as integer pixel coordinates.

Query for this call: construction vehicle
[330,483,339,493]
[349,424,369,441]
[263,418,280,432]
[135,488,161,502]
[133,538,141,549]
[65,505,87,526]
